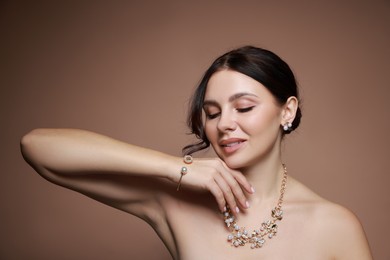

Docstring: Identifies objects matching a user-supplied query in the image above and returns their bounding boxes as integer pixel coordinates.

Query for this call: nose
[217,111,237,132]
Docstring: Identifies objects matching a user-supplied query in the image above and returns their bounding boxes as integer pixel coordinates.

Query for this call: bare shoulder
[288,178,373,260]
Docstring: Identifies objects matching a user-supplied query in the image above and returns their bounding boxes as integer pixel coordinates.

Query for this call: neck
[241,148,285,204]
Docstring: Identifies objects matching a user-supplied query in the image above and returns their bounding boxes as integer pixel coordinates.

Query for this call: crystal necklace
[223,164,288,249]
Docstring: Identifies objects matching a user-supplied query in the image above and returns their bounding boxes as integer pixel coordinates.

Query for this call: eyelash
[236,106,255,113]
[206,106,255,120]
[206,113,220,119]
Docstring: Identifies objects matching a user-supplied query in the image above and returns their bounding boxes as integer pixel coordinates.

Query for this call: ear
[281,96,298,125]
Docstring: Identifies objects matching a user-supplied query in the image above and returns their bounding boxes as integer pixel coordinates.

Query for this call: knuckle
[214,189,224,199]
[230,181,241,190]
[224,189,234,199]
[207,172,217,182]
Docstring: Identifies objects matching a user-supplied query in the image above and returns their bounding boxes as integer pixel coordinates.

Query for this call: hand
[179,157,254,214]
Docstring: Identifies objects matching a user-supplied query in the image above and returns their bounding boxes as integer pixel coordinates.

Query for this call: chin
[220,155,249,170]
[213,146,250,169]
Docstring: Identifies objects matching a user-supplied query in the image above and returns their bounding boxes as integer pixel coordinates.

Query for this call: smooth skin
[21,70,372,259]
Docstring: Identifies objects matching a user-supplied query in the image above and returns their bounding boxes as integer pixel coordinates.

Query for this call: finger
[218,160,255,195]
[207,180,226,212]
[213,174,241,214]
[226,178,249,210]
[231,170,255,194]
[217,167,250,209]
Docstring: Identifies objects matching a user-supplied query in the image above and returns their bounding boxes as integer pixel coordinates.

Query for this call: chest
[163,198,330,260]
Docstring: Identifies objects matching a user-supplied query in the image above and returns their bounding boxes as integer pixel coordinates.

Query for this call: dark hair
[183,46,302,155]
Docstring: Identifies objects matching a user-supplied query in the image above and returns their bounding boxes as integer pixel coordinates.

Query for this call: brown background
[1,1,389,259]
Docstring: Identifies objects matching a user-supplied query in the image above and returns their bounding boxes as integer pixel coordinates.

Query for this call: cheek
[204,121,216,141]
[243,109,281,134]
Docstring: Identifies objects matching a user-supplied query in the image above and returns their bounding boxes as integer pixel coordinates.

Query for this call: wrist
[176,155,193,191]
[160,154,184,184]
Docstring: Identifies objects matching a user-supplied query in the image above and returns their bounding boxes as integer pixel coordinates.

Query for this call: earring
[283,122,292,132]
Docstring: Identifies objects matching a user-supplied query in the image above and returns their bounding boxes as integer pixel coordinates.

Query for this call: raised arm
[20,128,253,219]
[20,128,182,217]
[21,128,178,180]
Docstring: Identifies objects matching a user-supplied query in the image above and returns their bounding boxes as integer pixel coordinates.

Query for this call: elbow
[20,129,37,157]
[21,128,44,151]
[20,128,62,183]
[21,128,67,185]
[20,128,49,167]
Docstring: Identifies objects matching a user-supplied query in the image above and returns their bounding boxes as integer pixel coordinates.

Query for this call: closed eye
[206,112,220,119]
[236,106,255,113]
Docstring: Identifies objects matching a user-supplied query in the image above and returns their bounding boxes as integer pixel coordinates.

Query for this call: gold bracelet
[176,155,193,191]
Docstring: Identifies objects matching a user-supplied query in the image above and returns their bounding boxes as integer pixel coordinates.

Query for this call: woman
[21,46,372,259]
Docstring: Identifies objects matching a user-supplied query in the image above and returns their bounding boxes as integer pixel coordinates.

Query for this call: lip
[219,138,246,154]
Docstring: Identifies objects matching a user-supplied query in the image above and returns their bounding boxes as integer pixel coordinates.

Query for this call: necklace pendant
[249,235,266,248]
[223,208,282,249]
[263,221,278,238]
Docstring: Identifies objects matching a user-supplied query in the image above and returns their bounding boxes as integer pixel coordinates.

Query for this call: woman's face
[203,70,284,169]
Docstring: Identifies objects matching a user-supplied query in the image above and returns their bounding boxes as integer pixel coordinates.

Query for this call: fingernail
[251,186,255,193]
[246,201,250,208]
[235,207,240,213]
[223,206,227,212]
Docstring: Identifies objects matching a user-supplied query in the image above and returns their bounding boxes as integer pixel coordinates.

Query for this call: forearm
[20,128,181,182]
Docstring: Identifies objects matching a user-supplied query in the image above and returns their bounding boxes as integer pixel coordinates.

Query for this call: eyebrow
[203,92,258,107]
